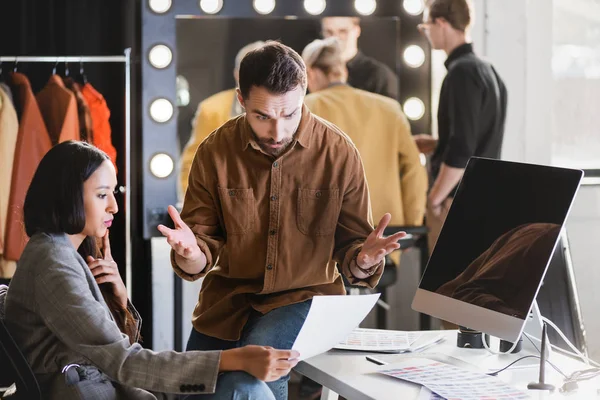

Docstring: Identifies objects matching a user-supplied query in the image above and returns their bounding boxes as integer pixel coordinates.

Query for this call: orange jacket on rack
[36,75,80,145]
[81,83,117,170]
[0,84,19,277]
[4,73,52,261]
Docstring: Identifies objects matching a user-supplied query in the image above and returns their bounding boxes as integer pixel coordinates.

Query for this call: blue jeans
[185,371,275,400]
[185,300,312,400]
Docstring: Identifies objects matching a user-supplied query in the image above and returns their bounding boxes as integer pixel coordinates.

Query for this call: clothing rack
[0,50,133,298]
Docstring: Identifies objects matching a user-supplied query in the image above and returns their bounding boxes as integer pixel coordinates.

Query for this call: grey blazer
[3,233,221,399]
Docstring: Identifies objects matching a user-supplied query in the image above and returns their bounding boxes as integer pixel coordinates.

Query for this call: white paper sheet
[292,294,380,360]
[334,328,414,352]
[380,358,529,400]
[418,386,445,400]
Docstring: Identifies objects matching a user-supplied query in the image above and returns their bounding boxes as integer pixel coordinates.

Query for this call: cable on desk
[487,354,568,379]
[541,317,598,367]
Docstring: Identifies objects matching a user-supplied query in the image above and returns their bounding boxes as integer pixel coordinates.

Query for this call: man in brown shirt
[158,41,405,400]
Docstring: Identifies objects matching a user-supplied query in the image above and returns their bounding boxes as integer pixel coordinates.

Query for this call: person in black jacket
[414,0,508,255]
[320,17,399,100]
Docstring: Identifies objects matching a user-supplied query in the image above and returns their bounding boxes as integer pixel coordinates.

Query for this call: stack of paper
[380,359,529,400]
[334,328,444,353]
[334,328,417,352]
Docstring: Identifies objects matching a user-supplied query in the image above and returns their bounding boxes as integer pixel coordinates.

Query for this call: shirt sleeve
[333,146,384,288]
[442,65,483,169]
[35,254,220,394]
[173,141,226,282]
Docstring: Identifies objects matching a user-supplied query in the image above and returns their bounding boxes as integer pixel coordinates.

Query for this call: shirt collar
[444,43,474,69]
[327,82,347,89]
[241,104,313,151]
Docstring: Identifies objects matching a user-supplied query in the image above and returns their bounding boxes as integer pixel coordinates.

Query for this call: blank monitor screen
[412,157,583,342]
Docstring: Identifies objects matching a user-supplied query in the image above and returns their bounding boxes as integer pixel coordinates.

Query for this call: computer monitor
[412,157,583,343]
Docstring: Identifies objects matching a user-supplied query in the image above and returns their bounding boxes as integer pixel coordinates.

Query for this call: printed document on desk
[380,358,529,400]
[334,328,420,352]
[335,328,445,353]
[292,294,379,360]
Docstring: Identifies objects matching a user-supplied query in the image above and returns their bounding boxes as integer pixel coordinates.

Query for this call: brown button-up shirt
[173,105,383,341]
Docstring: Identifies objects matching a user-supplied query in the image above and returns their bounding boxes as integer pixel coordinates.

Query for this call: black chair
[343,225,428,330]
[0,313,42,399]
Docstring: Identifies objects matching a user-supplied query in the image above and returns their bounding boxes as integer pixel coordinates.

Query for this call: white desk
[295,330,600,400]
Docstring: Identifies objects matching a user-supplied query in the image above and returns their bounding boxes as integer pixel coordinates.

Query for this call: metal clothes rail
[0,50,133,298]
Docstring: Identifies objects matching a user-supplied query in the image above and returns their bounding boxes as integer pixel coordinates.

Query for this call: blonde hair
[234,41,266,71]
[301,38,345,79]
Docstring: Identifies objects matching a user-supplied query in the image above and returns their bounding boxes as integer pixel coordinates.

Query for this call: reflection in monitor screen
[412,157,582,342]
[435,222,560,319]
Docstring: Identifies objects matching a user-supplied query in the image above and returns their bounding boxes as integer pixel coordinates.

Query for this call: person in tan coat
[302,38,428,247]
[179,41,265,198]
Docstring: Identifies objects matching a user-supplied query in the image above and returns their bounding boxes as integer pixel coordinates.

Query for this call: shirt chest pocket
[218,187,256,235]
[297,188,340,236]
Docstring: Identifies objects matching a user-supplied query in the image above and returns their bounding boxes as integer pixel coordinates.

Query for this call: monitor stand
[527,322,556,391]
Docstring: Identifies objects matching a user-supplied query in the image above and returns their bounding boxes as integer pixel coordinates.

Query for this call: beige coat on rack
[36,74,80,145]
[0,85,19,278]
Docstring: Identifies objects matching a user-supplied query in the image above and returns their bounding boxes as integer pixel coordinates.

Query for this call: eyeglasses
[417,19,435,34]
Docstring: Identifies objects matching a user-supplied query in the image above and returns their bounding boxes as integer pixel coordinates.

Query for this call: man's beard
[256,136,294,157]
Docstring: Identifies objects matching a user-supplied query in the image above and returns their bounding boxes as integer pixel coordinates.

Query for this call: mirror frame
[140,0,431,238]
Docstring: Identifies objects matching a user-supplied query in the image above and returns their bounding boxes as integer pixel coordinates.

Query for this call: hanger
[78,60,88,85]
[64,61,70,77]
[52,61,59,75]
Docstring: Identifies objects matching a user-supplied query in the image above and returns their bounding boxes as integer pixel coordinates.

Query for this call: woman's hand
[220,345,300,382]
[86,230,128,309]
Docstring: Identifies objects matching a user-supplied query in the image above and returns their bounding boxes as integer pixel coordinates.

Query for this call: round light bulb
[148,44,173,69]
[149,153,174,178]
[149,98,174,123]
[199,0,223,14]
[253,0,276,15]
[403,97,425,120]
[403,45,425,68]
[148,0,172,13]
[403,0,425,15]
[304,0,326,15]
[354,0,377,16]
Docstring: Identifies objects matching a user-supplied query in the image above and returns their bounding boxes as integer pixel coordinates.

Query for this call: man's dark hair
[427,0,472,32]
[24,140,109,238]
[238,40,307,99]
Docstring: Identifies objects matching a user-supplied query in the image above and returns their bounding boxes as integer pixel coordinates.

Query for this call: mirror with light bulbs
[140,0,431,238]
[175,17,399,155]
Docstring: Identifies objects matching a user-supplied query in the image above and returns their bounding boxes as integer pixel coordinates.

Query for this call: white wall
[475,0,600,359]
